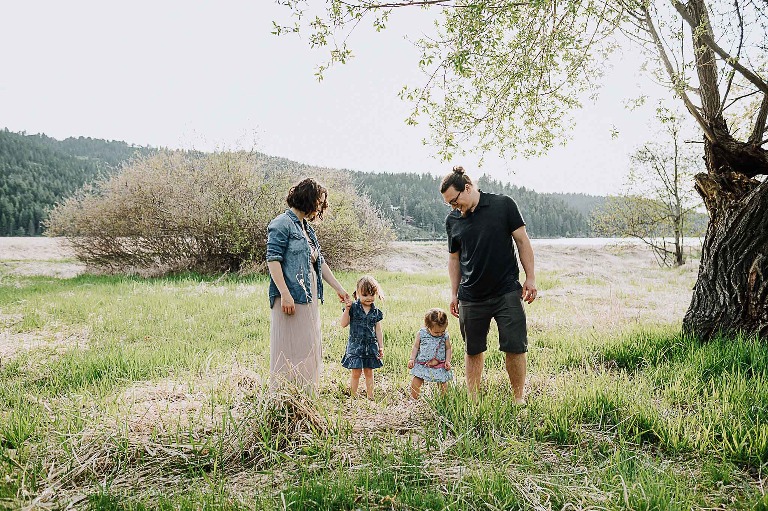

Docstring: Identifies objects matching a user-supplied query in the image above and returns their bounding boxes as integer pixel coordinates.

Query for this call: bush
[46,151,393,275]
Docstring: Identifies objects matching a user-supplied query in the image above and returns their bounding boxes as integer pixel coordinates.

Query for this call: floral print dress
[410,327,452,383]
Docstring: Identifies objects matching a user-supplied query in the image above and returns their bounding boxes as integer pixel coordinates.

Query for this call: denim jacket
[266,209,324,308]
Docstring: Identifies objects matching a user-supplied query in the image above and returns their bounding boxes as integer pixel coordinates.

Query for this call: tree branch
[336,0,528,8]
[671,0,768,95]
[750,94,768,144]
[643,5,716,141]
[719,0,744,114]
[723,88,761,112]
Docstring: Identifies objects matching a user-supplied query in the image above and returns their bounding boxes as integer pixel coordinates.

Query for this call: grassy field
[1,239,767,509]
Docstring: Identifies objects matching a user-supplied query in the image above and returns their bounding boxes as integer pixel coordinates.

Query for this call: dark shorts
[459,290,528,356]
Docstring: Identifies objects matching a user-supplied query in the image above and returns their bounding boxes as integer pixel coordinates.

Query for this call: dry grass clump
[221,383,329,467]
[46,151,392,275]
[26,378,330,507]
[20,366,443,507]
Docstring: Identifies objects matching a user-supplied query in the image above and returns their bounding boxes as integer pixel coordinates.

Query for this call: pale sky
[1,1,673,195]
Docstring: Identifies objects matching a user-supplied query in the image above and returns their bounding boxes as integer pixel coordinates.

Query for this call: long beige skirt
[270,269,322,391]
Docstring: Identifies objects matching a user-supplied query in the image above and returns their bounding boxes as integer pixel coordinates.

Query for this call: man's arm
[448,251,461,317]
[512,225,537,304]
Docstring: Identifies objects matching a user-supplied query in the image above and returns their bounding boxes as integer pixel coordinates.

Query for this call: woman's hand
[445,361,452,370]
[407,359,415,369]
[337,289,351,305]
[281,294,296,315]
[378,347,384,360]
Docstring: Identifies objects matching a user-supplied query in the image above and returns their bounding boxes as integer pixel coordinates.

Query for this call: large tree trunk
[683,171,768,340]
[679,0,768,340]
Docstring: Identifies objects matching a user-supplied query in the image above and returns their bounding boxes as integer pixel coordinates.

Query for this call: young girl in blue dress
[340,275,384,399]
[408,308,453,399]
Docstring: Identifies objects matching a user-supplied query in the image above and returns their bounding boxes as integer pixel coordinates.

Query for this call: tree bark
[680,0,768,340]
[684,174,768,340]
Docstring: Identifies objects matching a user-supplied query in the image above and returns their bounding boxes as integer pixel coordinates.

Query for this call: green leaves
[273,1,623,159]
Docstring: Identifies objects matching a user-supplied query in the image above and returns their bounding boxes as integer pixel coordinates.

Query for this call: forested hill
[0,130,154,236]
[0,129,601,238]
[547,192,606,219]
[212,154,598,238]
[353,172,596,239]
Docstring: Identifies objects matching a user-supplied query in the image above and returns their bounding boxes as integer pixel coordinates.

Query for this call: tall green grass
[1,268,767,509]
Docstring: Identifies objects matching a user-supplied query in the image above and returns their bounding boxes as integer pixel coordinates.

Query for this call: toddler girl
[340,275,384,399]
[408,308,453,399]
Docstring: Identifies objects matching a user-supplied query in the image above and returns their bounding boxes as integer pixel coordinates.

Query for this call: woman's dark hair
[440,165,473,193]
[424,308,449,329]
[286,178,328,219]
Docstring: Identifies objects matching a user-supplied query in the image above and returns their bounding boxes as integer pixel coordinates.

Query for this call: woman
[266,177,349,391]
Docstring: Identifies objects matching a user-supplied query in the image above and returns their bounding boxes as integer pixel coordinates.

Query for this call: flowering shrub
[46,151,392,275]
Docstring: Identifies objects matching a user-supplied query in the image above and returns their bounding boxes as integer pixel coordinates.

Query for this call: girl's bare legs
[439,382,448,394]
[349,369,362,397]
[410,376,424,399]
[363,368,374,399]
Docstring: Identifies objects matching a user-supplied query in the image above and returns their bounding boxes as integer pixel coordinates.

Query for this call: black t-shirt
[446,191,526,302]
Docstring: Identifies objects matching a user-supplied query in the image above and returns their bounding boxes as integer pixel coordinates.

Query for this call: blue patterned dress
[410,327,453,383]
[341,300,384,369]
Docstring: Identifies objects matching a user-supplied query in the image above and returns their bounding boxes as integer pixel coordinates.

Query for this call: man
[440,166,536,403]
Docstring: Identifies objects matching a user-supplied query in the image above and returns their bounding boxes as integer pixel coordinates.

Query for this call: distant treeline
[353,171,601,239]
[0,129,605,239]
[0,129,154,236]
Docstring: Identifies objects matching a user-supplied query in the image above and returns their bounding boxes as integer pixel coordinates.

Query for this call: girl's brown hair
[353,275,384,300]
[440,165,473,194]
[424,308,448,329]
